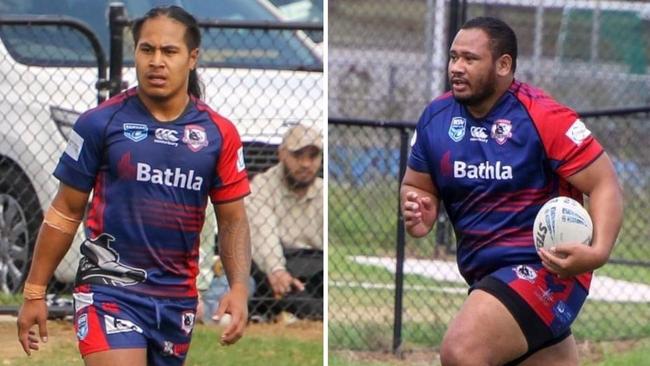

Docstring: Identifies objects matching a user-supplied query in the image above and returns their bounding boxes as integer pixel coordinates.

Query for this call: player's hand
[402,191,436,237]
[195,292,205,323]
[538,244,608,279]
[16,299,49,355]
[268,270,304,299]
[213,283,248,346]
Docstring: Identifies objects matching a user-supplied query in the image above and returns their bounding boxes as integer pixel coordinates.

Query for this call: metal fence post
[109,2,126,97]
[392,127,410,355]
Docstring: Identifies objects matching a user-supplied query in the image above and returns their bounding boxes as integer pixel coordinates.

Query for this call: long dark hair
[132,5,204,99]
[461,16,518,73]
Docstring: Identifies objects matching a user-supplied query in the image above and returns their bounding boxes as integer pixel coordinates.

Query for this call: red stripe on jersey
[184,235,201,290]
[94,87,137,111]
[194,99,250,203]
[78,306,110,356]
[513,81,603,178]
[141,199,206,213]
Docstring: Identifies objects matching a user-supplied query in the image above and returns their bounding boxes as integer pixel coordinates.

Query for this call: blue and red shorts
[73,284,198,366]
[471,263,587,362]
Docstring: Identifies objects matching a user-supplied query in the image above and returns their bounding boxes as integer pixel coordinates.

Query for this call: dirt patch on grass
[0,319,76,362]
[0,315,322,361]
[333,349,440,366]
[245,319,323,342]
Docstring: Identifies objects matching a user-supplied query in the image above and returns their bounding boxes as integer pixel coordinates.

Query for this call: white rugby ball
[533,197,593,250]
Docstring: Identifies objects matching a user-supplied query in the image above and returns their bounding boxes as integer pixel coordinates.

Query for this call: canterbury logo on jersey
[154,128,179,146]
[454,160,513,180]
[136,163,203,191]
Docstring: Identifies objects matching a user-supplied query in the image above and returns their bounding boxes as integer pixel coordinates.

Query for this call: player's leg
[84,349,147,366]
[73,285,149,366]
[439,288,528,365]
[518,334,578,366]
[147,296,198,366]
[446,264,588,366]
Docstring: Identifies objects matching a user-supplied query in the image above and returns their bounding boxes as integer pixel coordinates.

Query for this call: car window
[0,0,321,69]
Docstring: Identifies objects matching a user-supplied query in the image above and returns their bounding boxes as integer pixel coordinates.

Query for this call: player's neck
[138,90,190,122]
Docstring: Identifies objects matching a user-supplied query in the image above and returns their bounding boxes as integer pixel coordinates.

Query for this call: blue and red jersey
[55,88,250,298]
[408,80,603,290]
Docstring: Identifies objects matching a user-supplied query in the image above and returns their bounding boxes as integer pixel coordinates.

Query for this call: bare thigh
[84,348,147,366]
[440,289,528,365]
[519,335,578,366]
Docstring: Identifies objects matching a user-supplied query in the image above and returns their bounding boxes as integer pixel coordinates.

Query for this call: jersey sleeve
[209,119,250,203]
[53,111,105,192]
[408,107,431,173]
[530,103,603,178]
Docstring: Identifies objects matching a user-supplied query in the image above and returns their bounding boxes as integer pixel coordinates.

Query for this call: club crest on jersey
[514,265,537,282]
[181,312,195,335]
[123,123,148,142]
[182,125,208,152]
[448,117,466,142]
[491,119,512,145]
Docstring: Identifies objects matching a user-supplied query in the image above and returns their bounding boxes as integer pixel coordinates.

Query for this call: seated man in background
[199,124,323,322]
[250,124,323,320]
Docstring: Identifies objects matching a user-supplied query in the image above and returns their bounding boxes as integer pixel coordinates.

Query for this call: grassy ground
[329,221,650,353]
[0,319,323,366]
[329,338,650,366]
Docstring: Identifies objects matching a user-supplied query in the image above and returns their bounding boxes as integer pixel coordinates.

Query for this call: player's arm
[400,167,440,238]
[213,198,250,345]
[539,153,623,277]
[215,198,251,290]
[17,182,89,354]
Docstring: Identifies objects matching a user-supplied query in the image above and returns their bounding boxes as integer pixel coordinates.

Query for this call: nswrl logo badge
[123,123,149,142]
[449,117,466,142]
[77,313,88,340]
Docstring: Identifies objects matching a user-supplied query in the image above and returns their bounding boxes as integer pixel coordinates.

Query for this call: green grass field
[329,338,650,365]
[0,320,323,366]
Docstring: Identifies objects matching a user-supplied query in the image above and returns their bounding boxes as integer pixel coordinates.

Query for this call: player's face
[448,28,498,107]
[135,16,198,103]
[280,146,322,189]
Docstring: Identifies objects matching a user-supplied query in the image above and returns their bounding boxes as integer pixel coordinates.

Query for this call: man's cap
[281,125,322,151]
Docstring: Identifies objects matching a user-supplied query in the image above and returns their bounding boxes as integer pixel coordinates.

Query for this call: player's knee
[440,332,501,366]
[439,335,480,366]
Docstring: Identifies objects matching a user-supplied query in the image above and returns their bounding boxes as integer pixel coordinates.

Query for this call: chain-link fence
[0,1,323,322]
[330,0,650,122]
[329,108,650,353]
[329,0,650,355]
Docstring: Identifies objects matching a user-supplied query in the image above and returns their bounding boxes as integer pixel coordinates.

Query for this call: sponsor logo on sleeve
[565,119,591,145]
[65,129,84,161]
[448,117,466,142]
[123,123,148,142]
[182,125,209,152]
[236,146,246,172]
[491,119,513,145]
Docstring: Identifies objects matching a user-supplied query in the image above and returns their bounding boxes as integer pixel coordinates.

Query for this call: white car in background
[0,0,322,293]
